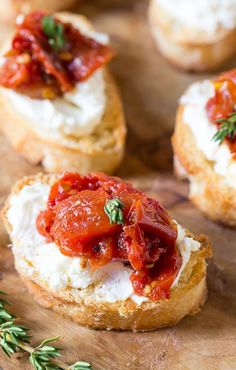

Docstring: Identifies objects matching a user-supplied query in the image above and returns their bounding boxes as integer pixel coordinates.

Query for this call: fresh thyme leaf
[0,291,92,370]
[0,320,30,357]
[55,23,65,50]
[0,309,13,322]
[212,112,236,144]
[37,336,61,348]
[42,15,55,36]
[70,361,92,370]
[104,198,125,225]
[29,339,61,370]
[42,15,66,51]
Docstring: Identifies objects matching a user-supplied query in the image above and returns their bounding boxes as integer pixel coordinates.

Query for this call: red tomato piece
[123,224,147,271]
[87,236,118,269]
[128,197,177,245]
[206,68,236,121]
[206,69,236,154]
[130,245,181,300]
[218,68,236,84]
[36,209,54,243]
[48,172,100,208]
[207,79,236,122]
[0,12,114,98]
[36,172,181,301]
[50,188,121,251]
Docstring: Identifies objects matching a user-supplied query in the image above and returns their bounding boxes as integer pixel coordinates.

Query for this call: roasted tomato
[36,172,181,301]
[207,81,236,122]
[206,79,236,122]
[130,244,181,300]
[50,188,121,250]
[206,68,236,153]
[0,12,114,98]
[48,172,100,208]
[128,197,177,245]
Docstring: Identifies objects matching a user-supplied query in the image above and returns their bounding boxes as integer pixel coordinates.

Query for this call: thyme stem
[0,291,92,370]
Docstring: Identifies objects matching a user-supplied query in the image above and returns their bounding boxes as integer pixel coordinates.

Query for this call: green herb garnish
[212,112,236,144]
[42,15,66,51]
[104,198,125,225]
[0,291,92,370]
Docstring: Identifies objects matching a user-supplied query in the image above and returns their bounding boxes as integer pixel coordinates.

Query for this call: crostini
[2,172,212,331]
[173,68,236,226]
[148,0,236,72]
[0,12,126,174]
[1,0,77,22]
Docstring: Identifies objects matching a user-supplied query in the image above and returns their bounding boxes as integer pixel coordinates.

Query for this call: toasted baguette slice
[172,105,236,227]
[2,174,212,331]
[0,0,77,22]
[0,13,126,174]
[148,0,236,72]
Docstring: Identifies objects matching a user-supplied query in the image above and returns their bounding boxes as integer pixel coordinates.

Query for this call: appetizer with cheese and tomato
[1,0,77,22]
[0,12,125,174]
[2,172,212,331]
[173,68,236,226]
[148,0,236,72]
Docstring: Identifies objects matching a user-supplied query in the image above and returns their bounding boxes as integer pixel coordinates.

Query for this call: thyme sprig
[212,112,236,144]
[42,15,66,51]
[0,291,92,370]
[104,198,125,225]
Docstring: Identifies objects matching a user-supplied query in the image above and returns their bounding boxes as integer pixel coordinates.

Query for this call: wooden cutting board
[0,1,236,369]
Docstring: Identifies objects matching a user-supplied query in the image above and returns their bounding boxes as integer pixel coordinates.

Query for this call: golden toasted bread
[148,0,236,72]
[2,174,212,331]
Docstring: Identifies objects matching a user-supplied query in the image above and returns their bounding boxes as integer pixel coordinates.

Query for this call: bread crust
[0,13,126,174]
[2,174,212,331]
[172,106,236,226]
[0,0,77,22]
[148,0,236,72]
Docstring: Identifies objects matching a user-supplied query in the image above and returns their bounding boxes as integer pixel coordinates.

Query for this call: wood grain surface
[0,1,236,369]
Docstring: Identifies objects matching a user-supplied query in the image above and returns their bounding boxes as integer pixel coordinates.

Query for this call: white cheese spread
[181,80,236,188]
[156,0,236,34]
[1,70,106,141]
[7,181,201,305]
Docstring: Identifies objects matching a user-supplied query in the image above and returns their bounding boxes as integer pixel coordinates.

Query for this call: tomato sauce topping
[0,12,114,99]
[36,173,181,301]
[206,68,236,153]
